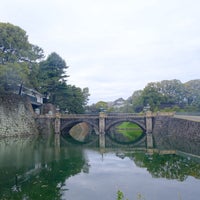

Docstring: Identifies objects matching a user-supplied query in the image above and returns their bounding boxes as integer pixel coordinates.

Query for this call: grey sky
[1,0,200,104]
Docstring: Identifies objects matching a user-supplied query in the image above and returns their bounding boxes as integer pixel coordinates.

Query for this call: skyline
[1,0,200,104]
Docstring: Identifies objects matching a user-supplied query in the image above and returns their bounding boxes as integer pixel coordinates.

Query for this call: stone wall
[35,117,54,135]
[0,94,38,137]
[153,116,200,155]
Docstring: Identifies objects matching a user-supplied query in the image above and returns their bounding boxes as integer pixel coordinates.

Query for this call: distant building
[112,98,126,108]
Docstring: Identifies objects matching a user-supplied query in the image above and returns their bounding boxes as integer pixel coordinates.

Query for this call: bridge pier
[147,133,153,148]
[54,133,60,147]
[145,111,153,133]
[55,113,61,134]
[99,112,106,134]
[99,112,106,148]
[145,111,153,148]
[99,133,105,148]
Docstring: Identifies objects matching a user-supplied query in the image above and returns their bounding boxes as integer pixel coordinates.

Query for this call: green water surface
[0,136,200,200]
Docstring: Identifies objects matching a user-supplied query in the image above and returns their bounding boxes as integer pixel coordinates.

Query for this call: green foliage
[88,79,200,113]
[57,85,88,113]
[0,22,43,65]
[36,52,90,113]
[0,22,44,92]
[0,22,28,64]
[117,190,125,200]
[184,79,200,110]
[130,90,144,113]
[116,190,145,200]
[142,82,164,111]
[0,137,86,200]
[0,62,29,91]
[117,190,129,200]
[82,87,90,105]
[37,52,68,95]
[129,79,200,112]
[87,101,108,113]
[132,152,200,181]
[0,22,90,113]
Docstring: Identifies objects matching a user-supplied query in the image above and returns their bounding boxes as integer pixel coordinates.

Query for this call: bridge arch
[61,118,99,134]
[105,118,146,133]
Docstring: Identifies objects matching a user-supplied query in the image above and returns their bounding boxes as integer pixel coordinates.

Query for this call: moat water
[0,135,200,200]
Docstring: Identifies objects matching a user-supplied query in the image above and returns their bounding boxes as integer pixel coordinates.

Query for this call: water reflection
[125,152,200,181]
[0,136,87,200]
[0,136,200,200]
[108,122,144,144]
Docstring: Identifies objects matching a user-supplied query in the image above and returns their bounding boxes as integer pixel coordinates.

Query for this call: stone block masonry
[153,116,200,155]
[0,94,38,137]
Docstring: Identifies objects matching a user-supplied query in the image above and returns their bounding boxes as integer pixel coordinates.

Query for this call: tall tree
[53,84,89,113]
[131,90,143,112]
[141,82,164,111]
[82,87,90,106]
[184,79,200,110]
[159,79,186,105]
[37,52,68,101]
[127,79,200,112]
[0,23,43,64]
[0,22,44,92]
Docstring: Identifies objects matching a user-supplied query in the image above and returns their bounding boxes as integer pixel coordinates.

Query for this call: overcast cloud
[1,0,200,104]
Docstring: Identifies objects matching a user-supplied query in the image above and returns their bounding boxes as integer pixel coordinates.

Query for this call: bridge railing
[107,112,144,116]
[107,112,175,117]
[60,114,99,118]
[153,112,175,116]
[107,113,145,118]
[35,112,175,119]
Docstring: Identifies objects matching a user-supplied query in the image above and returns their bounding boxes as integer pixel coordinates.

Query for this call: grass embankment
[116,122,143,141]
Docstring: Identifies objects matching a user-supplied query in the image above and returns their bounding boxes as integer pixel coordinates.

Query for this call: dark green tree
[128,79,200,112]
[82,87,90,106]
[36,52,90,113]
[0,23,43,64]
[0,22,44,92]
[55,84,89,113]
[141,82,165,111]
[37,52,68,102]
[131,90,143,112]
[0,22,90,113]
[184,79,200,111]
[159,79,186,106]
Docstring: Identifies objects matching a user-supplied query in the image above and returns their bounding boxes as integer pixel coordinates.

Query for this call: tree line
[1,22,199,114]
[87,79,200,113]
[129,79,200,112]
[0,22,89,113]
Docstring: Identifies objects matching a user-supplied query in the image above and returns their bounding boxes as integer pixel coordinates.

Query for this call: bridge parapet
[35,112,174,119]
[107,115,145,119]
[107,113,144,116]
[106,112,174,118]
[154,112,175,117]
[60,114,99,119]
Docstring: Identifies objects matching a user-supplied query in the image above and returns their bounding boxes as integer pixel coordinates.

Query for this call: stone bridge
[35,112,200,151]
[52,111,175,147]
[60,113,147,134]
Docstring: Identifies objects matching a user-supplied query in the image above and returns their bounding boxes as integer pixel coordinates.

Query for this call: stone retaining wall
[0,94,38,137]
[153,116,200,155]
[35,117,54,135]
